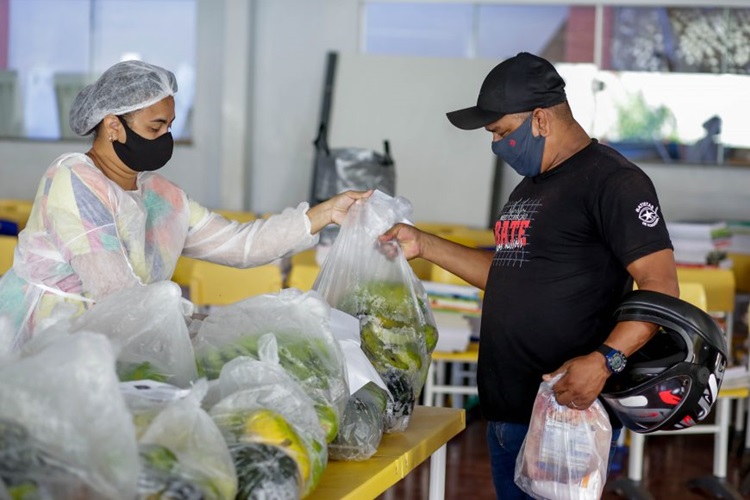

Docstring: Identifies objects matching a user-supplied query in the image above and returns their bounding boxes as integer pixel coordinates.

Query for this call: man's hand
[543,353,610,410]
[379,223,424,260]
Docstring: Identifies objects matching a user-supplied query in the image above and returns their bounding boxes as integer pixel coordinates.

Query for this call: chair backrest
[214,209,257,223]
[188,260,283,307]
[0,235,17,275]
[286,249,319,291]
[171,256,197,288]
[679,281,708,311]
[429,262,472,287]
[0,199,33,233]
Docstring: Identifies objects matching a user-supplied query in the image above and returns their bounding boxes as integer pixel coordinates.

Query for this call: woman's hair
[70,60,176,136]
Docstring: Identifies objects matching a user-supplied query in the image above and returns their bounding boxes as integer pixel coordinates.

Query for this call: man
[380,52,678,498]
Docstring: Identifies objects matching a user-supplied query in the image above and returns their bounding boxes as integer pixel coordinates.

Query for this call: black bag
[311,123,395,206]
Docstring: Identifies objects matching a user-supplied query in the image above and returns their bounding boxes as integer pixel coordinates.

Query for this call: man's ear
[532,108,551,138]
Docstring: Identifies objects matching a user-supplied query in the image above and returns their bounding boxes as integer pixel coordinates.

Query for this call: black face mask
[113,115,173,172]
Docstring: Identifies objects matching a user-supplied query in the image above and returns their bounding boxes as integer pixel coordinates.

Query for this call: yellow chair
[409,257,432,280]
[0,235,16,274]
[617,281,748,500]
[171,211,258,288]
[0,199,33,233]
[188,260,283,309]
[425,233,479,288]
[213,209,257,223]
[680,281,709,311]
[171,256,197,288]
[414,221,468,234]
[286,249,320,291]
[445,227,496,249]
[429,263,472,288]
[728,252,750,294]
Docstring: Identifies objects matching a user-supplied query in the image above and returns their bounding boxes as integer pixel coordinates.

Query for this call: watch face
[608,352,627,373]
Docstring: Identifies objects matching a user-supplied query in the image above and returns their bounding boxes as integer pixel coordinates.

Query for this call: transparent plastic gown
[0,153,318,351]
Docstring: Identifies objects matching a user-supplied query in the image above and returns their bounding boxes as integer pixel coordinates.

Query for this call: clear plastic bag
[0,332,139,499]
[192,288,349,444]
[209,353,327,499]
[71,281,198,387]
[514,376,612,500]
[314,191,438,432]
[135,379,237,500]
[328,381,388,461]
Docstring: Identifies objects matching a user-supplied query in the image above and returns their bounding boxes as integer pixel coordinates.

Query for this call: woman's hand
[307,190,373,233]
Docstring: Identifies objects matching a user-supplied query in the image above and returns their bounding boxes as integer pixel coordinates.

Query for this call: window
[0,0,196,141]
[607,7,750,74]
[363,2,596,62]
[361,2,750,166]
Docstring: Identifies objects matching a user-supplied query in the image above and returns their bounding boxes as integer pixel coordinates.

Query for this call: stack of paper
[727,221,750,255]
[422,280,481,352]
[667,221,732,267]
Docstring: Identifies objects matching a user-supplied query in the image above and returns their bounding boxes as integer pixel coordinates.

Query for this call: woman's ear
[102,114,123,142]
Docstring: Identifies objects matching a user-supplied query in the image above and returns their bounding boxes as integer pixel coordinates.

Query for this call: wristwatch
[595,344,627,374]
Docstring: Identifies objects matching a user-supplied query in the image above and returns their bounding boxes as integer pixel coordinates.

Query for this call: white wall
[247,0,360,212]
[1,0,750,225]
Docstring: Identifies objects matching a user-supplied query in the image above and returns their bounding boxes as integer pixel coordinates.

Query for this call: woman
[0,60,369,351]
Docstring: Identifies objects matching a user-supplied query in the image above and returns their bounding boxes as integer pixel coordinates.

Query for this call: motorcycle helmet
[600,290,727,434]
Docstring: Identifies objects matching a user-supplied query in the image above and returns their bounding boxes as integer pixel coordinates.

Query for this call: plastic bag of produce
[514,375,612,500]
[209,353,327,499]
[314,190,438,432]
[0,332,139,499]
[71,281,198,387]
[329,307,389,396]
[134,379,237,500]
[120,379,193,439]
[193,288,348,444]
[328,381,389,461]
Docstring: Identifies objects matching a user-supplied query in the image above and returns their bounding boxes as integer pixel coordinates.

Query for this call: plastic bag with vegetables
[514,375,612,500]
[314,190,438,432]
[71,281,198,387]
[133,379,237,500]
[120,380,192,440]
[209,351,328,499]
[328,381,389,461]
[193,288,348,444]
[326,309,389,461]
[0,332,139,500]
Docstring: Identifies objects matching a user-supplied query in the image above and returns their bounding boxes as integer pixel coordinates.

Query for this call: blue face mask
[491,115,545,177]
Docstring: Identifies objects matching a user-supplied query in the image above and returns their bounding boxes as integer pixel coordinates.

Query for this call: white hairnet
[69,60,178,136]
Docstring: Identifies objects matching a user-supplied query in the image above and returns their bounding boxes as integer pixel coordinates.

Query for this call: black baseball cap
[446,52,567,130]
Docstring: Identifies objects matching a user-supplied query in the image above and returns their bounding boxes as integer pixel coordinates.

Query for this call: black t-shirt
[478,140,673,424]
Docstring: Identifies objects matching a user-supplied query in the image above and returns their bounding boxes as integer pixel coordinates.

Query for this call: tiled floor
[379,405,750,499]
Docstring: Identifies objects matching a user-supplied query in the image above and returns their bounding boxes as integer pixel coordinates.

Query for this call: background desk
[310,406,466,500]
[608,384,750,500]
[423,343,480,408]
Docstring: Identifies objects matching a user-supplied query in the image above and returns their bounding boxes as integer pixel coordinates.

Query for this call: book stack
[667,220,732,267]
[422,281,482,352]
[726,221,750,255]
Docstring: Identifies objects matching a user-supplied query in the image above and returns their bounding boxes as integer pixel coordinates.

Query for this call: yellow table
[310,406,466,500]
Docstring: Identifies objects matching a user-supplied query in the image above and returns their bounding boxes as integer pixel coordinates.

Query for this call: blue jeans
[486,421,622,499]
